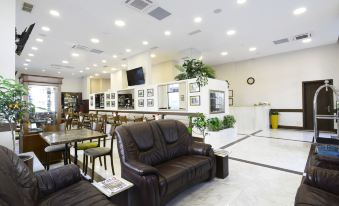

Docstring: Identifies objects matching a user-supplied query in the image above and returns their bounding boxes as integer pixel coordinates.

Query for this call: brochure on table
[92,176,133,197]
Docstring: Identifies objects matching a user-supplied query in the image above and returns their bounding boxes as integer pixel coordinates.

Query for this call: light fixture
[102,59,107,63]
[237,0,247,5]
[49,10,60,17]
[89,75,93,78]
[42,69,46,72]
[142,41,149,45]
[221,52,228,56]
[194,17,202,23]
[23,63,28,66]
[41,26,50,31]
[79,70,83,73]
[85,67,90,70]
[93,64,98,67]
[71,53,79,57]
[112,55,117,58]
[302,38,312,43]
[121,64,127,67]
[24,67,28,70]
[28,53,34,57]
[102,71,107,74]
[226,30,236,36]
[125,49,131,53]
[111,68,117,71]
[95,73,99,76]
[249,47,257,52]
[199,56,203,60]
[57,71,61,74]
[164,30,171,36]
[91,38,100,43]
[25,59,31,62]
[36,38,43,42]
[31,47,38,50]
[62,60,69,64]
[114,20,126,27]
[150,53,156,58]
[293,7,307,15]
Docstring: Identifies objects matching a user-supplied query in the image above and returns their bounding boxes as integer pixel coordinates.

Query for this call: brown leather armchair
[0,145,116,206]
[115,120,216,206]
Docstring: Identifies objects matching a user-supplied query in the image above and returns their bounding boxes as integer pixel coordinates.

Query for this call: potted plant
[191,113,208,139]
[270,111,279,129]
[223,115,236,129]
[175,59,215,87]
[0,76,35,151]
[207,117,222,131]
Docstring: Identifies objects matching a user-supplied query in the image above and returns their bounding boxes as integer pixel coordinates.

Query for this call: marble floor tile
[205,134,247,149]
[255,129,335,142]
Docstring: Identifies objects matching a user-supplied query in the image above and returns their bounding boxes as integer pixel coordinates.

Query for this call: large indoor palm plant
[0,75,35,151]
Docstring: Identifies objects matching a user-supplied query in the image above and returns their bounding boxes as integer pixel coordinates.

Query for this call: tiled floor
[51,129,323,206]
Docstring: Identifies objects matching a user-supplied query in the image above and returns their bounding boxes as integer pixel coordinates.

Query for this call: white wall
[82,77,90,100]
[61,78,83,92]
[151,61,178,84]
[0,0,15,79]
[127,52,152,85]
[214,44,339,127]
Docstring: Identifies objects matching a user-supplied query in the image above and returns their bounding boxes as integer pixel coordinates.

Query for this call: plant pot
[271,115,279,129]
[18,154,34,172]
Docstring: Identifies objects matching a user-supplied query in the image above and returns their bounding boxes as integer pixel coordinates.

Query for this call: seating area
[1,0,339,205]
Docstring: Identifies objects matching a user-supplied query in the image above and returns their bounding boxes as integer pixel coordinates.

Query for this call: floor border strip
[220,130,262,149]
[253,135,312,143]
[229,157,303,175]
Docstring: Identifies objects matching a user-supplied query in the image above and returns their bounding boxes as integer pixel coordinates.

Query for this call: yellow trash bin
[271,112,279,129]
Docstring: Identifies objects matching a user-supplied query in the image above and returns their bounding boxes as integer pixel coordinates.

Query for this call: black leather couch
[115,120,216,206]
[0,145,116,206]
[295,145,339,206]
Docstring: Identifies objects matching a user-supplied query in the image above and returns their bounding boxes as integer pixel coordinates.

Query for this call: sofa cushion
[38,180,115,206]
[156,155,213,197]
[295,184,339,206]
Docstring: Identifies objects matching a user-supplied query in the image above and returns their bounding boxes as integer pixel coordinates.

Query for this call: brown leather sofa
[115,120,216,206]
[295,146,339,206]
[0,145,115,206]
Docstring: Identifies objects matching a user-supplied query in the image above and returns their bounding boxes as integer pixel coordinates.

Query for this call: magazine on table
[213,149,229,157]
[92,176,133,197]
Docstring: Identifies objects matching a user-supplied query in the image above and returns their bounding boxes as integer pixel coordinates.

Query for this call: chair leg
[110,154,115,175]
[104,156,107,170]
[68,149,71,164]
[84,155,88,175]
[63,151,67,165]
[46,153,49,171]
[99,157,102,166]
[82,154,86,173]
[91,157,95,182]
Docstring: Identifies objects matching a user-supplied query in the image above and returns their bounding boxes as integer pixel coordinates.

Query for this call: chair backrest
[94,122,104,133]
[134,117,144,122]
[115,120,192,166]
[119,116,128,124]
[43,123,66,132]
[0,145,38,206]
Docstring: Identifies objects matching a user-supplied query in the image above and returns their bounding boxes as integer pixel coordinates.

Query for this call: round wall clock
[247,77,255,85]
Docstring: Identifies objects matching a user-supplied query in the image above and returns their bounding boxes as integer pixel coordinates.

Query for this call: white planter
[204,127,238,149]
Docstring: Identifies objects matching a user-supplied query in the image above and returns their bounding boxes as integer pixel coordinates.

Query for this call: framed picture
[106,101,110,107]
[147,99,154,107]
[111,101,115,107]
[180,95,185,101]
[147,89,154,97]
[229,98,234,106]
[190,96,200,106]
[138,90,144,97]
[210,90,225,113]
[106,94,110,99]
[189,82,200,93]
[138,99,144,107]
[229,90,233,97]
[111,93,115,99]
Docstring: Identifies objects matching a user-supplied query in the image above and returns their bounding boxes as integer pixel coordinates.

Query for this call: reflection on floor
[51,129,326,206]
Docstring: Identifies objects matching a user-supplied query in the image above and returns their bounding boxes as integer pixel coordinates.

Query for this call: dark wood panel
[270,109,303,113]
[89,109,199,117]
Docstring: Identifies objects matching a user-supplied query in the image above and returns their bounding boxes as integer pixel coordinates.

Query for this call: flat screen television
[127,67,145,86]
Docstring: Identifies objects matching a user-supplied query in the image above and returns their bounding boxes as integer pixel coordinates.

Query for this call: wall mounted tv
[126,67,145,86]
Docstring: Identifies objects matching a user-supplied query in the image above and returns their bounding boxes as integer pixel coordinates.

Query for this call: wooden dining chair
[119,115,128,124]
[43,123,71,170]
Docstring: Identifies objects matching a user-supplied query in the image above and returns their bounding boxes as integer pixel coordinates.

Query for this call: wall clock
[247,77,255,85]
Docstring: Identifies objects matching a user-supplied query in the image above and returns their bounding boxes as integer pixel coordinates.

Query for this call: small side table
[18,151,45,173]
[214,150,229,179]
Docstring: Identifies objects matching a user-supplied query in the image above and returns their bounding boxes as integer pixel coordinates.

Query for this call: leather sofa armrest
[35,164,82,198]
[125,160,159,176]
[190,142,213,156]
[305,166,339,195]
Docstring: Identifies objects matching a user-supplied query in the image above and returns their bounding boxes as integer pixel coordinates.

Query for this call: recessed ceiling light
[226,30,236,36]
[142,41,149,45]
[95,73,99,76]
[89,75,93,78]
[112,55,117,58]
[164,30,171,36]
[41,26,50,31]
[115,20,126,27]
[302,38,312,43]
[214,9,222,14]
[71,53,79,57]
[57,71,61,74]
[221,52,228,56]
[62,60,69,64]
[28,53,34,57]
[25,59,31,62]
[102,71,107,74]
[121,64,127,67]
[125,49,131,53]
[293,7,307,15]
[42,69,46,72]
[23,63,28,66]
[194,17,202,23]
[79,70,83,73]
[150,53,156,58]
[49,10,60,17]
[102,59,107,63]
[85,67,90,70]
[199,56,203,60]
[31,47,38,50]
[237,0,247,5]
[249,47,257,52]
[91,38,100,43]
[111,68,117,71]
[93,64,98,67]
[36,38,43,42]
[24,67,28,70]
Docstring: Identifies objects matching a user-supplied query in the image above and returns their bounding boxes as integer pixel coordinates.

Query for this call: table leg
[74,141,78,166]
[64,143,68,165]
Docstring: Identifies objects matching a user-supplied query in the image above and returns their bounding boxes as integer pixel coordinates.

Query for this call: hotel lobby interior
[1,0,339,205]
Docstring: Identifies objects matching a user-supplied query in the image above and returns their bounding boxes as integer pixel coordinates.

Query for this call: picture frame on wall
[138,90,144,97]
[147,89,154,97]
[190,96,200,106]
[106,101,110,107]
[106,94,110,99]
[147,99,154,107]
[229,90,233,97]
[189,82,200,93]
[229,98,234,106]
[138,99,144,107]
[111,93,115,99]
[111,101,115,107]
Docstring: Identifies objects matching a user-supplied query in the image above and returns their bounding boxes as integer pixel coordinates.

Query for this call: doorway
[303,79,334,131]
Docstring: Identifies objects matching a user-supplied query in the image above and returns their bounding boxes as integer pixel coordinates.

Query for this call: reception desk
[230,106,270,132]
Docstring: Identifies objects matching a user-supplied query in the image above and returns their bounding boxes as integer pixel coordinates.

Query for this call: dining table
[39,128,107,166]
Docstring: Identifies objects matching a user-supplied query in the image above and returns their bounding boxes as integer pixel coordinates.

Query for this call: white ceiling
[15,0,339,78]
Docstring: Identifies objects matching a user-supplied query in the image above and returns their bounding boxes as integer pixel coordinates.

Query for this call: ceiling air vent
[148,7,171,20]
[50,64,74,69]
[124,0,155,12]
[22,2,33,13]
[294,33,312,41]
[90,49,104,54]
[150,46,159,50]
[72,44,89,51]
[188,30,202,36]
[273,38,289,45]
